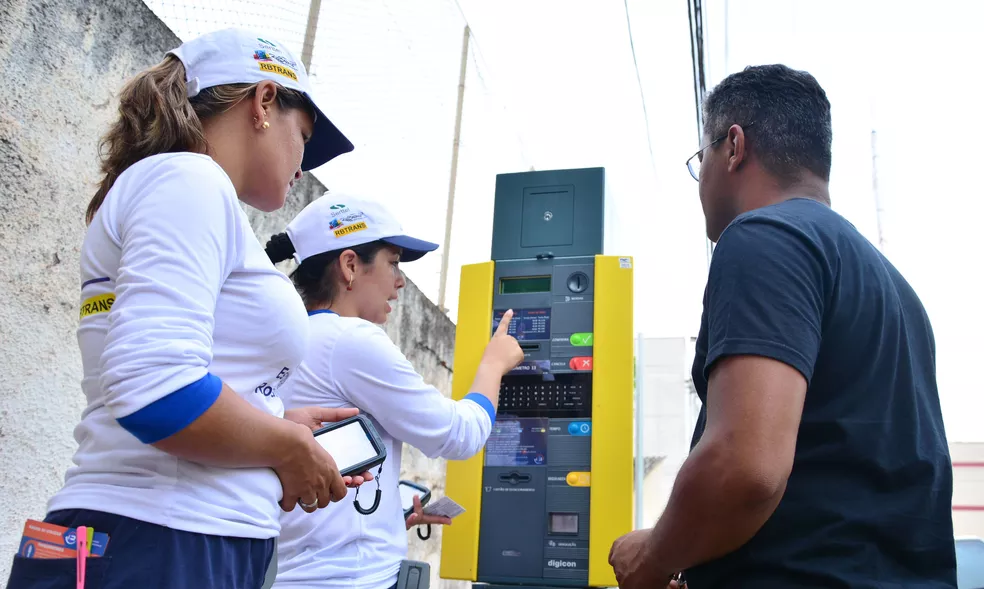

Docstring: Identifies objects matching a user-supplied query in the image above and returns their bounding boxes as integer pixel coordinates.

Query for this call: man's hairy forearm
[644,437,787,575]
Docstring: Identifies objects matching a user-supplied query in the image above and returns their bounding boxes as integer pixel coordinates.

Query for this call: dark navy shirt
[686,198,956,588]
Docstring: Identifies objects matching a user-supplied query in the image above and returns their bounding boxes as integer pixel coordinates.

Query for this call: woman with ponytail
[6,29,371,589]
[263,195,524,589]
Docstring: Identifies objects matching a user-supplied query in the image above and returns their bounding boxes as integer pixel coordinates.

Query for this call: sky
[145,0,981,442]
[457,0,983,442]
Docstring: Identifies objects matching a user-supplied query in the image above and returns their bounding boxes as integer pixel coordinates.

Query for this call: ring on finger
[298,498,318,509]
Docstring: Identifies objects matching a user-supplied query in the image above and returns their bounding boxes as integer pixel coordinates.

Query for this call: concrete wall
[0,2,463,587]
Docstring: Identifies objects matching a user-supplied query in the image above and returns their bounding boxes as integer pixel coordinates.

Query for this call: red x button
[569,356,593,371]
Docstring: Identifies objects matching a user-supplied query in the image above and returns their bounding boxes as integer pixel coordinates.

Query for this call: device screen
[315,421,379,473]
[399,482,420,512]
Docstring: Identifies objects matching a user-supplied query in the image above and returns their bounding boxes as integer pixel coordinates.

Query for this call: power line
[622,0,658,181]
[687,0,713,267]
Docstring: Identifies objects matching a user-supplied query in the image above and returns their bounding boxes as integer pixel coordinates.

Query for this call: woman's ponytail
[87,55,206,224]
[265,232,297,264]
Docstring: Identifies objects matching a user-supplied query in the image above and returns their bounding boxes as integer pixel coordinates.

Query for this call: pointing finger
[495,309,514,336]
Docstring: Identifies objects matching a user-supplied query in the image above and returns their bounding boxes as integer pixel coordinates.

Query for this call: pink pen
[75,526,87,589]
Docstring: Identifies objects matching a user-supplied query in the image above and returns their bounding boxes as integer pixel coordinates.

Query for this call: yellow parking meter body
[440,168,634,588]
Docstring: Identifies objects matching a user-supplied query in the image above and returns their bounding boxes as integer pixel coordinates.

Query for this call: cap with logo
[166,27,354,171]
[286,194,439,264]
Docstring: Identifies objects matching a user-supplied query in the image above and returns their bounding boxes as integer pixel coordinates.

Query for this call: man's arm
[643,354,807,577]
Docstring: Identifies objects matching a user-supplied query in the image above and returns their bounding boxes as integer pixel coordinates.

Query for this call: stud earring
[262,121,270,129]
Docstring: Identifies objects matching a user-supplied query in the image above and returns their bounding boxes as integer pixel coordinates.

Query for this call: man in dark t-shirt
[609,65,956,588]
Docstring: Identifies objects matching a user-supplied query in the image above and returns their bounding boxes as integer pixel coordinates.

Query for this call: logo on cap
[252,40,299,81]
[334,222,368,238]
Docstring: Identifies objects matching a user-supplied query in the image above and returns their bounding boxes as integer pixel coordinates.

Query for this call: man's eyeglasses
[685,122,754,181]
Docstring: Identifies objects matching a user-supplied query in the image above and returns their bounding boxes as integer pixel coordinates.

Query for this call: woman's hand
[479,309,525,375]
[284,406,358,432]
[278,407,374,503]
[405,494,452,530]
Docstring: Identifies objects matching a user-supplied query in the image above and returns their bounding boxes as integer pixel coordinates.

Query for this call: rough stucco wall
[0,2,463,587]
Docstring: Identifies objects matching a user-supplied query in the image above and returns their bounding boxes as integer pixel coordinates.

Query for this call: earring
[347,276,354,291]
[262,121,270,129]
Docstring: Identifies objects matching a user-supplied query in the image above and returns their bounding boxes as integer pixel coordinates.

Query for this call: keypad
[498,375,592,418]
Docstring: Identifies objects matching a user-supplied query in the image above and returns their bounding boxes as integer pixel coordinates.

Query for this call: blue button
[568,421,592,436]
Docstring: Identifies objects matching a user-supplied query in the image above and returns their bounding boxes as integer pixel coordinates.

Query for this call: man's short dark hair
[703,64,832,183]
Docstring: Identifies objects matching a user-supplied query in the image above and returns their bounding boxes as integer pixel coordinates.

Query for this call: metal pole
[437,25,470,313]
[301,0,323,72]
[634,333,645,529]
[871,128,886,251]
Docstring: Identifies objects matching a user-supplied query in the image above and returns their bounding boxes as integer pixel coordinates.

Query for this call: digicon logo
[547,559,577,569]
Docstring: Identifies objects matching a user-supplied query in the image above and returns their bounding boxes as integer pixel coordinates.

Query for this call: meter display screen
[484,418,548,467]
[499,275,551,294]
[492,308,551,340]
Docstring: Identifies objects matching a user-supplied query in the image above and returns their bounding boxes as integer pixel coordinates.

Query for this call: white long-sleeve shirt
[48,152,310,539]
[274,311,495,589]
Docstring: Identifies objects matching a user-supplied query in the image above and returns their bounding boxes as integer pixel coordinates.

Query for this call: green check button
[570,332,593,346]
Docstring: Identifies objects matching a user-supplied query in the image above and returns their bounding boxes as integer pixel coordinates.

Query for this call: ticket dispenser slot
[440,166,633,589]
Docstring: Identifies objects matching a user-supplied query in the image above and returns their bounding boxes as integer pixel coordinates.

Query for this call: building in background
[636,336,700,527]
[952,443,984,538]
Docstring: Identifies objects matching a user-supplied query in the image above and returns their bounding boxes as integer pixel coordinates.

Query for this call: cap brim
[382,235,440,262]
[301,95,355,171]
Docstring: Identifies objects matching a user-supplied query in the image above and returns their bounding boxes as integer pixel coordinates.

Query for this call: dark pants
[6,509,275,589]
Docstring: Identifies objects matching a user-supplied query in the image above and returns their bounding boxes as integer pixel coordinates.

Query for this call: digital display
[315,421,378,473]
[550,513,579,535]
[500,275,551,294]
[484,418,548,467]
[492,308,551,341]
[399,483,422,512]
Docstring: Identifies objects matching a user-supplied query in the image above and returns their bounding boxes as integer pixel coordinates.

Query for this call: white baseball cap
[167,27,353,171]
[286,194,440,263]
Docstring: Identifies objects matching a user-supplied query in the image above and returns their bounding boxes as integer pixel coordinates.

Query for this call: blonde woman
[6,28,370,589]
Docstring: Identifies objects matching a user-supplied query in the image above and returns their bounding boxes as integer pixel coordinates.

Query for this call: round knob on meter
[567,271,589,293]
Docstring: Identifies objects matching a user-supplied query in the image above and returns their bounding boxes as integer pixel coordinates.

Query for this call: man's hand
[608,529,674,589]
[284,406,359,432]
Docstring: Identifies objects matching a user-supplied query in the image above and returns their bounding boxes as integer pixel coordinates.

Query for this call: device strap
[354,466,384,515]
[416,524,432,541]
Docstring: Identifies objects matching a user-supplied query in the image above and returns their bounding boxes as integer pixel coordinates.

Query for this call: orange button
[569,356,593,371]
[566,471,591,487]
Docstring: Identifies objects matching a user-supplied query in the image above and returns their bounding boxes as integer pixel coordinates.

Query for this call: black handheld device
[398,480,432,519]
[312,414,387,477]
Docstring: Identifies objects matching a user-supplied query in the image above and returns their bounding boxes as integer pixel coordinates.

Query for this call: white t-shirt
[274,312,495,589]
[48,152,310,539]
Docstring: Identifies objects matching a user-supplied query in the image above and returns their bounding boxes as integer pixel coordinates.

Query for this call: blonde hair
[87,54,310,223]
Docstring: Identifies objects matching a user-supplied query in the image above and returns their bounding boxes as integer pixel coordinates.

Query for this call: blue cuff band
[464,392,496,427]
[117,373,223,444]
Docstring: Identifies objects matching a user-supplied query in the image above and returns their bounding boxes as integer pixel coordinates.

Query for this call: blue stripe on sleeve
[464,392,496,427]
[116,373,223,444]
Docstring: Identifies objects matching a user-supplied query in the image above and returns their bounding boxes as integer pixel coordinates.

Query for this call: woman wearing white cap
[6,29,372,589]
[263,195,524,589]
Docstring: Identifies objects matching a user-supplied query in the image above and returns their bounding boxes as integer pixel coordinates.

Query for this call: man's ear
[727,124,748,173]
